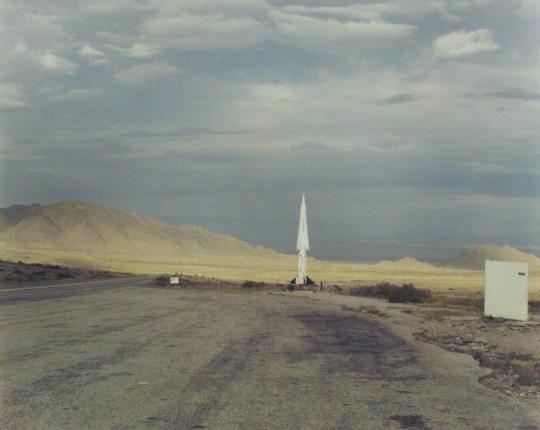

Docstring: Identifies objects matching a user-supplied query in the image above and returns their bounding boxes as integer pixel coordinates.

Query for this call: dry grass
[1,246,539,299]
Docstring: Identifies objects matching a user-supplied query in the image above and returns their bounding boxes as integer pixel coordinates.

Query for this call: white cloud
[39,51,78,74]
[114,62,181,86]
[280,5,379,21]
[105,42,161,59]
[79,44,108,65]
[0,83,30,110]
[281,1,456,21]
[126,43,161,58]
[270,11,416,53]
[431,29,499,58]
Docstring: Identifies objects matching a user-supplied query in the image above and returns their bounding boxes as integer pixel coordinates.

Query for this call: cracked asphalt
[0,280,538,429]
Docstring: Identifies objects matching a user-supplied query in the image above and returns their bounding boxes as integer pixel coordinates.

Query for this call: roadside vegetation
[345,282,432,303]
[0,260,122,284]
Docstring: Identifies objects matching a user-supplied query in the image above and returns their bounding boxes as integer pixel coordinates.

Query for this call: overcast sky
[1,0,539,261]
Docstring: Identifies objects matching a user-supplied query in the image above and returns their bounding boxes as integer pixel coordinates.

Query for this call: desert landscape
[1,203,539,429]
[1,201,539,297]
[1,1,539,427]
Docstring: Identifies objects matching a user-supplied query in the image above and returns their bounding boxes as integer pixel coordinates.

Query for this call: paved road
[0,276,152,303]
[0,281,538,429]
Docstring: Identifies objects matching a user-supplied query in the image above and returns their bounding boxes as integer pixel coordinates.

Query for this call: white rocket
[295,194,310,285]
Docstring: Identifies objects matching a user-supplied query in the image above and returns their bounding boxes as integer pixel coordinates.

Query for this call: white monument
[484,260,528,321]
[170,276,180,285]
[295,194,312,285]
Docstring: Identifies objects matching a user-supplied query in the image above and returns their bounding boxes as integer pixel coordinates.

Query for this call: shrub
[287,283,295,292]
[31,270,47,277]
[348,282,400,298]
[388,284,431,303]
[154,275,169,286]
[242,281,266,289]
[56,271,75,279]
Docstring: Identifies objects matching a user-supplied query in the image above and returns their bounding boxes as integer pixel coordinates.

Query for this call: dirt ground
[1,281,539,429]
[296,290,540,400]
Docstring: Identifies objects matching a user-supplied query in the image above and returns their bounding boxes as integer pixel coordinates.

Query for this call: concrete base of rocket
[289,275,315,286]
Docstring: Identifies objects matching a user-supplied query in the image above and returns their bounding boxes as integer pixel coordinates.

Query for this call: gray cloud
[0,84,31,111]
[376,93,417,104]
[114,62,181,85]
[124,127,256,139]
[464,88,540,101]
[485,88,540,101]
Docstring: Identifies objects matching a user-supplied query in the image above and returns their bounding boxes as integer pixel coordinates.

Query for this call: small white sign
[484,260,528,321]
[170,276,179,285]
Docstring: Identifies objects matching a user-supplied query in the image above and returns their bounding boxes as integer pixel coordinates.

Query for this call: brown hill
[373,257,436,271]
[445,244,540,270]
[0,201,280,261]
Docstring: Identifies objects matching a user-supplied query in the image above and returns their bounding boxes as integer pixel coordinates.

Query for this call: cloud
[146,0,270,17]
[79,44,108,65]
[39,51,78,74]
[270,10,416,53]
[125,43,161,58]
[487,88,540,101]
[124,127,253,139]
[140,13,267,50]
[0,83,30,111]
[281,1,456,21]
[279,5,379,21]
[431,29,499,58]
[104,42,161,59]
[48,88,105,103]
[80,0,154,14]
[114,62,181,85]
[466,88,540,101]
[96,31,138,46]
[514,0,540,18]
[377,93,417,104]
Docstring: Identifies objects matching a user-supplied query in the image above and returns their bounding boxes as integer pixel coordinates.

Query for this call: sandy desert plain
[1,246,539,300]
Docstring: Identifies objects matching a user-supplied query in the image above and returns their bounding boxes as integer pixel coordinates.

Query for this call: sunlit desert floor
[2,247,539,299]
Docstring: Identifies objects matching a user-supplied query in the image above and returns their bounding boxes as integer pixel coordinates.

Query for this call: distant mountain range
[444,244,540,270]
[0,202,279,263]
[0,201,538,275]
[373,257,436,270]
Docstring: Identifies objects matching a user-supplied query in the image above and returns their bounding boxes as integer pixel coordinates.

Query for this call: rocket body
[295,195,310,285]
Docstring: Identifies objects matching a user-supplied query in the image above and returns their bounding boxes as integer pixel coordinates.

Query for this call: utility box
[484,260,528,321]
[170,276,179,285]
